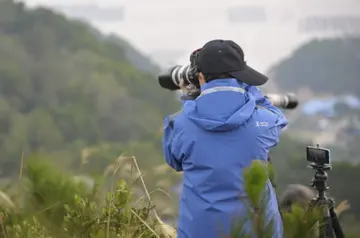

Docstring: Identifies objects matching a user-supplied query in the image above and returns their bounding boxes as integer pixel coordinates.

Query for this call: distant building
[301,95,360,117]
[287,94,360,146]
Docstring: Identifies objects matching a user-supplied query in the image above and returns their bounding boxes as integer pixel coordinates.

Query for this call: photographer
[162,39,288,238]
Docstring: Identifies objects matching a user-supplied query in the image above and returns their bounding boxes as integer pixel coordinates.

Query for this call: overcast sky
[24,0,360,72]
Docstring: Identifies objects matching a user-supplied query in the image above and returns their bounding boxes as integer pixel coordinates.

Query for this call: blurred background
[26,0,360,70]
[1,0,360,235]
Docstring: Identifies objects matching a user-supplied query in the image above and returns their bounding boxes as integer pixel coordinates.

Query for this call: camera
[158,64,196,91]
[264,93,298,109]
[306,145,331,165]
[158,48,201,91]
[157,64,299,109]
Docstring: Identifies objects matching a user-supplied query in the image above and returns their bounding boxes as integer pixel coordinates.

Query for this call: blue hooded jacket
[163,78,288,238]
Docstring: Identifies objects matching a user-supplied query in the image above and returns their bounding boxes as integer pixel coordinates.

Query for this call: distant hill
[0,0,178,175]
[269,37,360,96]
[56,18,160,74]
[107,34,160,74]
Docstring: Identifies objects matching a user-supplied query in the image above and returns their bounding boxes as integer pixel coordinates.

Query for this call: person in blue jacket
[162,39,288,238]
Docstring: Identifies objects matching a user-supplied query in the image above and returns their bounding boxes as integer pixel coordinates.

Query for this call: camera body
[306,145,331,165]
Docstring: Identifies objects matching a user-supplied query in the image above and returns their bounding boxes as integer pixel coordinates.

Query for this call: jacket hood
[183,78,256,132]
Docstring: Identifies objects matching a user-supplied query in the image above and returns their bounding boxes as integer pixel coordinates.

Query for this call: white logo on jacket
[255,121,269,127]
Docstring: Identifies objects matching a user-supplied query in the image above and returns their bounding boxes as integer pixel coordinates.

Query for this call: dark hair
[203,73,232,82]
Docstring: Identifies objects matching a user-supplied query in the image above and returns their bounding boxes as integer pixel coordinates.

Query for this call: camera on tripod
[306,144,344,238]
[307,145,331,168]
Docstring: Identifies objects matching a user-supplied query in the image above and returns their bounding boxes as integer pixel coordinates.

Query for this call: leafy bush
[0,155,161,238]
[0,156,357,238]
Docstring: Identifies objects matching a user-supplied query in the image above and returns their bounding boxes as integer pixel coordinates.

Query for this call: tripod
[308,163,345,238]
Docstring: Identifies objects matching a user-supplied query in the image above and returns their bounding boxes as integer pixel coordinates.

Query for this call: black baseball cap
[196,39,268,86]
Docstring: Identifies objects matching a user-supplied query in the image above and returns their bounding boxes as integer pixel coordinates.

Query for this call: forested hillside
[0,0,179,176]
[269,37,360,96]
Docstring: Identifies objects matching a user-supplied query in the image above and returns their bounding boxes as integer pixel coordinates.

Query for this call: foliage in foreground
[0,157,357,238]
[0,156,161,238]
[226,161,320,238]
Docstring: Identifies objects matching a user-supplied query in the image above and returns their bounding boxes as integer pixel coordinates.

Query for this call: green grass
[0,156,357,238]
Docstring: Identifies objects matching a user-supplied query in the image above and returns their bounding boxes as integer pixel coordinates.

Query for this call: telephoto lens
[264,93,298,109]
[158,65,192,91]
